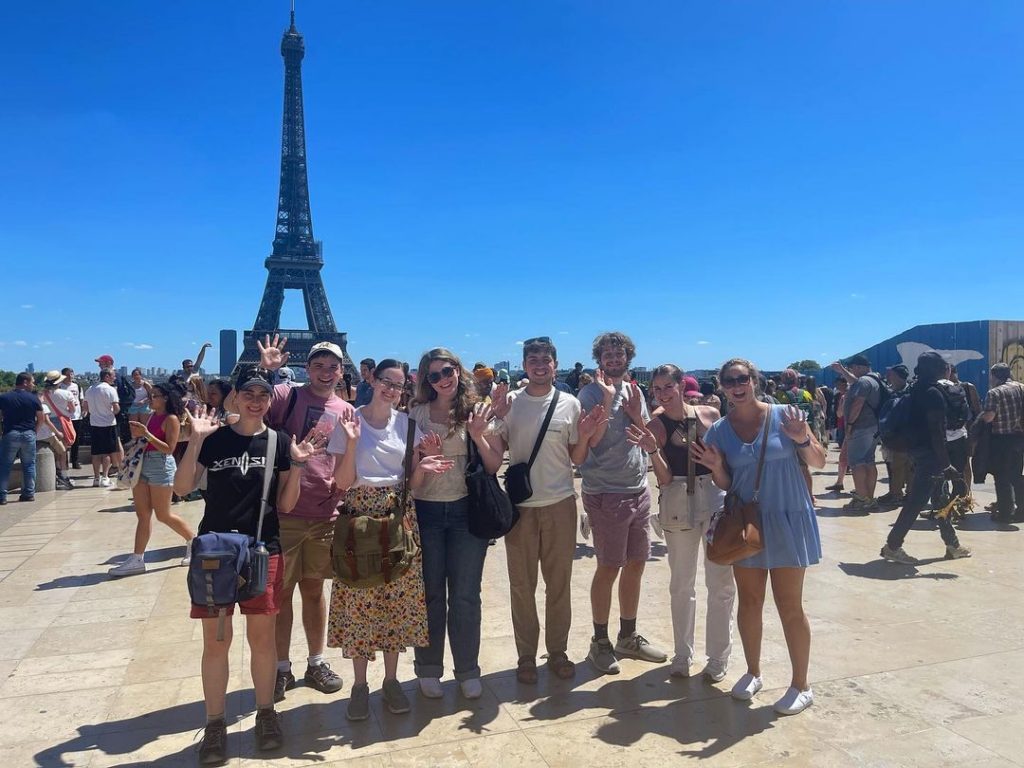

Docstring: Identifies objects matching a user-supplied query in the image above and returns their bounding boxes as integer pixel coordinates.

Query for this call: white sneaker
[650,514,664,540]
[702,662,728,683]
[418,677,443,699]
[108,555,145,578]
[669,659,691,678]
[460,678,483,700]
[92,477,102,487]
[180,540,193,566]
[730,673,763,700]
[773,686,814,715]
[100,477,112,488]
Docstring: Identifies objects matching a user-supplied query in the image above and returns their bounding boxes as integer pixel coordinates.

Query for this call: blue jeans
[0,430,37,500]
[413,497,489,680]
[886,447,960,550]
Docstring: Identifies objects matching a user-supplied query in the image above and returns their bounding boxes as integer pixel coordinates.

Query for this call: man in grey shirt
[577,331,667,674]
[836,354,882,511]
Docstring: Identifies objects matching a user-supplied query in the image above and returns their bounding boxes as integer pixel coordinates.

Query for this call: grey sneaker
[273,668,295,703]
[588,637,621,674]
[346,683,370,721]
[198,718,227,765]
[382,678,410,714]
[702,661,728,683]
[880,544,918,564]
[253,708,283,751]
[614,632,668,663]
[304,661,343,694]
[945,544,972,560]
[108,556,146,577]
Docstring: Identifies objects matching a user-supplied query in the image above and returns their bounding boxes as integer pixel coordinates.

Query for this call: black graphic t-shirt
[197,426,292,554]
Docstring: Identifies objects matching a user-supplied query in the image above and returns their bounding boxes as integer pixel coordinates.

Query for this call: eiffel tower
[236,8,352,378]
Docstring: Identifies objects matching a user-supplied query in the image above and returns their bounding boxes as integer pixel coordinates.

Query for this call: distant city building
[219,330,238,376]
[26,363,34,373]
[492,360,510,374]
[118,366,128,377]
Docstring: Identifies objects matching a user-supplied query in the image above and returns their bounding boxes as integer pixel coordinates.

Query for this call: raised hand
[577,404,608,442]
[489,382,511,419]
[256,333,290,371]
[338,410,360,442]
[691,441,724,473]
[418,455,455,475]
[780,405,810,443]
[419,431,443,457]
[467,403,493,440]
[128,421,148,439]
[293,428,328,463]
[622,380,644,424]
[594,369,616,398]
[626,422,658,453]
[189,406,221,440]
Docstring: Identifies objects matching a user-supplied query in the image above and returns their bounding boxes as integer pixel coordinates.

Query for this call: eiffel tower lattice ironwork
[236,9,352,378]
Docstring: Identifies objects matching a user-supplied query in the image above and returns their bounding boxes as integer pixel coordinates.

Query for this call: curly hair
[412,347,478,434]
[591,331,636,365]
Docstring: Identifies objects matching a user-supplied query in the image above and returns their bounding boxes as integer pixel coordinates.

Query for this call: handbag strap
[255,428,277,543]
[527,389,560,470]
[686,409,697,496]
[751,406,773,502]
[400,415,416,510]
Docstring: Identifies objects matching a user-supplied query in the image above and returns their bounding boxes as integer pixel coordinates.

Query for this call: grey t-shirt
[577,381,650,495]
[844,374,881,432]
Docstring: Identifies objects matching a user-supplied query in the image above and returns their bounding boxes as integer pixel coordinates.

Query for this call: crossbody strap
[400,415,416,510]
[527,389,561,470]
[686,411,697,496]
[255,428,277,543]
[751,406,773,502]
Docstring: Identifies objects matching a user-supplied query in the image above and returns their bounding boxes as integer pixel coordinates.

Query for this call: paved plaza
[0,450,1022,767]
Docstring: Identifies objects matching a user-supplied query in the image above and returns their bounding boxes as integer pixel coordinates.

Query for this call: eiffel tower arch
[235,9,352,379]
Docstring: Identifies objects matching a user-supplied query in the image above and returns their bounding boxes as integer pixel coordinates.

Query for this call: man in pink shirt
[256,336,353,701]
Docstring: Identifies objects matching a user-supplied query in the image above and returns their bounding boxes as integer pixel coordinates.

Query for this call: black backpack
[864,372,894,416]
[115,374,136,410]
[937,380,970,431]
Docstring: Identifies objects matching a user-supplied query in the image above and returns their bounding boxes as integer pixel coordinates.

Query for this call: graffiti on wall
[1001,341,1024,382]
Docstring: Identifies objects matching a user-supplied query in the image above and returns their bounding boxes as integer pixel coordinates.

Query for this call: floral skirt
[326,484,429,659]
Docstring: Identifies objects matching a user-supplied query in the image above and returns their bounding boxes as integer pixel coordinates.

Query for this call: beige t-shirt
[494,388,581,508]
[407,403,469,502]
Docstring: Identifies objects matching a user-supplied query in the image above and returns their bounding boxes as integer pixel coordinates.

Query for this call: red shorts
[190,553,284,619]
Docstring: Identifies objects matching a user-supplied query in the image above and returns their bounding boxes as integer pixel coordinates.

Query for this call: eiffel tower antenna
[235,7,352,378]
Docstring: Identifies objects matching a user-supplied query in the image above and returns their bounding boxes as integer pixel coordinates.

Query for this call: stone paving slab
[0,452,1021,767]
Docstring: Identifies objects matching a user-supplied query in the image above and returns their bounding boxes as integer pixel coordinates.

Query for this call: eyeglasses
[427,366,456,384]
[377,378,405,393]
[721,374,752,388]
[523,336,552,346]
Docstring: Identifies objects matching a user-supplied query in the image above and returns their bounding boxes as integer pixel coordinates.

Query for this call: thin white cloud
[558,331,569,335]
[515,341,524,346]
[41,341,54,346]
[133,343,154,350]
[20,304,33,310]
[850,292,864,299]
[14,340,28,347]
[697,340,711,345]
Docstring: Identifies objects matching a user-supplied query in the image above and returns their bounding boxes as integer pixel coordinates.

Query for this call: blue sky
[3,1,1022,375]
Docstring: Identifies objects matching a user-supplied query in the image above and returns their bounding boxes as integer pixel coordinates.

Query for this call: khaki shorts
[279,516,335,588]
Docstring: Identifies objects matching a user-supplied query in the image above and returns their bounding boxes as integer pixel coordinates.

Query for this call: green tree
[788,359,822,371]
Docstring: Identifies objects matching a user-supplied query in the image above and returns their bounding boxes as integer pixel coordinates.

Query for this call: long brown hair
[413,347,477,434]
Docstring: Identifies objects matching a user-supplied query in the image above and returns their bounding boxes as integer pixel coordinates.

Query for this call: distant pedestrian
[84,369,121,487]
[0,373,49,504]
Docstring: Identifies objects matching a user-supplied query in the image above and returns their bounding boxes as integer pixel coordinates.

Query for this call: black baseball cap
[845,353,871,368]
[887,364,910,380]
[234,367,274,393]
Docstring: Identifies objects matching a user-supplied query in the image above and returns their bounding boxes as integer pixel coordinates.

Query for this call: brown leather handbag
[707,408,772,566]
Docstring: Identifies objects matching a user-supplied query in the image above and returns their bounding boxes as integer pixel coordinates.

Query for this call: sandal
[516,656,538,684]
[547,652,576,680]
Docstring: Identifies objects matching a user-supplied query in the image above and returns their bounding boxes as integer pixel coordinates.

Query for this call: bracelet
[645,446,659,455]
[796,437,812,448]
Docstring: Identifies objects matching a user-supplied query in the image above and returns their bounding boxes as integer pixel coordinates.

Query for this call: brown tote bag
[707,408,772,566]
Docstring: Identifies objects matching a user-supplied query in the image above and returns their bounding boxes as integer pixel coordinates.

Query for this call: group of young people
[121,330,823,765]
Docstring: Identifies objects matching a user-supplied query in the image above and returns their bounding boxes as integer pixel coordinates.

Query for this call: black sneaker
[274,668,296,703]
[198,718,227,766]
[254,708,283,751]
[304,661,343,694]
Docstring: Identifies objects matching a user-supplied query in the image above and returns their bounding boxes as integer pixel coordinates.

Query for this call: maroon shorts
[190,553,284,619]
[582,488,652,568]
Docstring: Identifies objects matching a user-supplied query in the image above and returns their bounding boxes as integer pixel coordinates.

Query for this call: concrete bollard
[34,444,57,493]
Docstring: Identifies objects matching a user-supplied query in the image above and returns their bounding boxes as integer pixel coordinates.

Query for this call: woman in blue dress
[694,358,825,716]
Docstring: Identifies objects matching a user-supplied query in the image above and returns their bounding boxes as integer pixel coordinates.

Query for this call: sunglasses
[427,366,456,384]
[523,336,552,346]
[721,374,752,388]
[377,378,405,393]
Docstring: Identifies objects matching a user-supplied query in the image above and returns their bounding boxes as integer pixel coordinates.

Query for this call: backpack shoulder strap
[255,428,277,543]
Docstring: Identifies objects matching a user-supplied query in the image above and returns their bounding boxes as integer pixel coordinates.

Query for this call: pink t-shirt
[267,383,353,520]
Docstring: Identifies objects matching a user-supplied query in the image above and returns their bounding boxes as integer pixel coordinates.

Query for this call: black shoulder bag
[503,389,561,506]
[465,429,518,539]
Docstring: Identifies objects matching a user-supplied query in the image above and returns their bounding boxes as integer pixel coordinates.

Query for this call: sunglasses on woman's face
[427,366,456,385]
[721,374,752,388]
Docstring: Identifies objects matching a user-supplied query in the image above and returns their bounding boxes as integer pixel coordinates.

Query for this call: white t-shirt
[494,387,581,508]
[43,388,76,420]
[59,381,82,420]
[84,382,119,427]
[37,401,58,440]
[327,407,424,488]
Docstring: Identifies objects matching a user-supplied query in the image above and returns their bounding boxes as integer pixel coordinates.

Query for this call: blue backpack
[877,388,913,451]
[187,429,276,639]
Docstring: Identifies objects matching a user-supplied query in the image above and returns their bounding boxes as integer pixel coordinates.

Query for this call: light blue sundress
[703,405,821,569]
